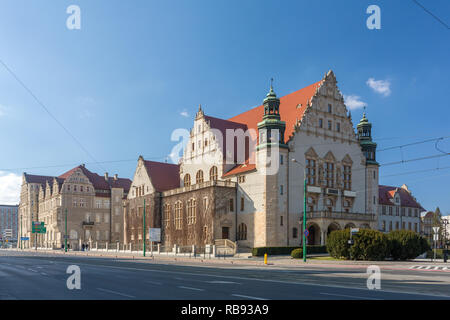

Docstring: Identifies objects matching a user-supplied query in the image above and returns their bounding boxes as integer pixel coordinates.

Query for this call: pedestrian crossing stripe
[410,265,449,271]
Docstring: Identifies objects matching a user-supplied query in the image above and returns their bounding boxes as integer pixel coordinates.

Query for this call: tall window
[210,166,218,181]
[293,228,298,238]
[175,201,183,230]
[196,170,204,184]
[343,165,351,190]
[237,223,247,240]
[187,199,196,225]
[163,204,171,228]
[183,174,191,187]
[229,199,234,212]
[328,104,332,113]
[306,158,316,185]
[319,119,323,128]
[325,162,334,188]
[240,197,245,211]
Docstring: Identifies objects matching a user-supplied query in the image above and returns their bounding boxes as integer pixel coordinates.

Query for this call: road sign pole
[143,198,146,257]
[65,208,68,253]
[303,168,307,263]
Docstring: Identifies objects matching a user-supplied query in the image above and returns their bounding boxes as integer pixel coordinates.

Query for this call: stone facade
[18,165,131,250]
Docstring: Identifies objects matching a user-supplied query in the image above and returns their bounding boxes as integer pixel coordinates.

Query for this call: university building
[124,70,383,250]
[18,165,131,250]
[378,184,424,234]
[0,204,18,243]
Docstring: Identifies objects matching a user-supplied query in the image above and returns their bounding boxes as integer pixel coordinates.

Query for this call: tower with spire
[357,109,379,215]
[256,79,288,151]
[255,79,289,247]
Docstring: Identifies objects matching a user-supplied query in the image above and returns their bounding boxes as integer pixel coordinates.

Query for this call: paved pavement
[0,250,449,300]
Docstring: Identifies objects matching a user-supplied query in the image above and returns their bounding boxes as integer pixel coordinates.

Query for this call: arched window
[175,201,183,230]
[187,199,196,225]
[237,223,247,240]
[210,166,218,181]
[163,204,171,228]
[196,170,204,184]
[183,174,191,187]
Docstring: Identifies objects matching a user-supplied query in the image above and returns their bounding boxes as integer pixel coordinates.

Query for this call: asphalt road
[0,251,449,300]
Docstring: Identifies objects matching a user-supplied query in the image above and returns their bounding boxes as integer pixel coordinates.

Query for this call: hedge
[426,249,446,259]
[252,245,327,256]
[291,248,302,259]
[327,228,431,261]
[387,230,431,260]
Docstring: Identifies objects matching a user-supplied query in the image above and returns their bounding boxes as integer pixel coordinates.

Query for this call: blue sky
[0,0,449,214]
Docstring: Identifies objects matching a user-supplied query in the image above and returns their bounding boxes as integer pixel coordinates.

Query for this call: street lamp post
[292,159,307,262]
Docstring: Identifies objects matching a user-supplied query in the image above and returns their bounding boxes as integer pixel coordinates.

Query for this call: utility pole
[143,198,146,257]
[292,159,307,262]
[65,208,68,252]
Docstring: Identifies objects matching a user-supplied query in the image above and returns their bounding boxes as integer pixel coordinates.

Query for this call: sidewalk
[5,248,449,268]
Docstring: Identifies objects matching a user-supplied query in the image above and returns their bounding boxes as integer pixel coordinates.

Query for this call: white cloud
[366,78,391,97]
[344,95,366,110]
[0,171,21,205]
[180,110,189,118]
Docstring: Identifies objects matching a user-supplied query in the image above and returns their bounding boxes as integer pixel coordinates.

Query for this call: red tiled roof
[222,163,256,177]
[143,160,180,192]
[59,165,111,190]
[24,173,54,186]
[229,80,323,143]
[378,185,425,210]
[218,80,323,176]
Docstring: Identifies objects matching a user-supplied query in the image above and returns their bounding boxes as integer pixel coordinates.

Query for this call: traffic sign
[304,229,309,238]
[149,228,161,242]
[351,228,360,234]
[20,237,30,241]
[32,221,46,234]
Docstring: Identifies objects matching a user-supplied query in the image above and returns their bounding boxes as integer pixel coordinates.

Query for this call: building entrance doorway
[222,227,229,239]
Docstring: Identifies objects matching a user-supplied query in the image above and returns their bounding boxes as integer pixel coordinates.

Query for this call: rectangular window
[336,122,340,132]
[328,120,332,130]
[280,185,284,195]
[229,199,234,212]
[319,119,323,128]
[328,104,332,113]
[306,158,316,186]
[343,165,351,190]
[280,155,284,165]
[382,206,386,215]
[280,216,283,226]
[240,197,244,211]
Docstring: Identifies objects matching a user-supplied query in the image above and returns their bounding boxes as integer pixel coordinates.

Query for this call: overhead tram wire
[0,58,107,173]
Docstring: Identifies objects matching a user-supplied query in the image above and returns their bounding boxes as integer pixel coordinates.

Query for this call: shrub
[426,249,444,259]
[350,229,389,261]
[326,229,351,259]
[252,245,327,256]
[387,230,430,260]
[291,248,303,259]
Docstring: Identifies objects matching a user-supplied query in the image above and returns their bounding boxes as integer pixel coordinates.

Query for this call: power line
[412,0,450,29]
[0,58,107,173]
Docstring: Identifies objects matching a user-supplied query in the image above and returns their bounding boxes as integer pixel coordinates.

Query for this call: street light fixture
[292,158,307,263]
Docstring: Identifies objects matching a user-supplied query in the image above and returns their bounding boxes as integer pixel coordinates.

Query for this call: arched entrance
[344,223,356,229]
[327,222,340,235]
[307,223,321,245]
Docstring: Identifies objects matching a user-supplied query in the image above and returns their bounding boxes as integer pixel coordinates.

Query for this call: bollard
[264,253,268,265]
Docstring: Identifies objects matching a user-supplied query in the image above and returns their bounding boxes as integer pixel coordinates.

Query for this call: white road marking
[425,266,432,270]
[30,258,450,299]
[178,286,205,291]
[232,294,267,300]
[434,266,440,270]
[96,288,135,298]
[145,280,162,285]
[207,281,240,284]
[320,292,382,300]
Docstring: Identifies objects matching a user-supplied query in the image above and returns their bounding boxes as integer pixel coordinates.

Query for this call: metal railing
[306,211,376,221]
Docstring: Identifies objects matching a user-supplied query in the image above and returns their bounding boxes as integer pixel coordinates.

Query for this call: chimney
[114,174,118,181]
[104,172,109,181]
